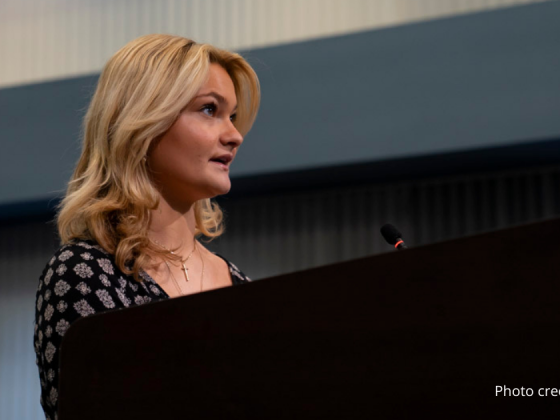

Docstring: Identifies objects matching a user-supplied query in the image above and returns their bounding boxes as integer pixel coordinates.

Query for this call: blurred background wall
[1,1,559,419]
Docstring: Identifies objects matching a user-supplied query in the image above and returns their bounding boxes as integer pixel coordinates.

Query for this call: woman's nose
[221,120,243,148]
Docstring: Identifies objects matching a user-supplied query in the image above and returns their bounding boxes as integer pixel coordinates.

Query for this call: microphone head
[380,223,402,245]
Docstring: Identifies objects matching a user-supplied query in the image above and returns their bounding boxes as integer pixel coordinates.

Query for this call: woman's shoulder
[40,240,118,288]
[213,253,252,285]
[39,239,164,302]
[46,239,111,265]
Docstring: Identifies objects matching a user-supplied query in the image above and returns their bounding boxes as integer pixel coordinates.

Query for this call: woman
[33,34,260,419]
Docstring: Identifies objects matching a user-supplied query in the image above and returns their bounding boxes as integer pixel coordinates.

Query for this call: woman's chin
[207,181,232,198]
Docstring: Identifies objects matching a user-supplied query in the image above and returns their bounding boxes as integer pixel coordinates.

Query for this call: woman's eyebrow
[196,91,238,110]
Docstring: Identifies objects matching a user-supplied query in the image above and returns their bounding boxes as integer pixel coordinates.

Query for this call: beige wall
[0,0,550,88]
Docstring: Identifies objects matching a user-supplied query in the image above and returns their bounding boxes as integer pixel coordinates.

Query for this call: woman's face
[147,63,243,206]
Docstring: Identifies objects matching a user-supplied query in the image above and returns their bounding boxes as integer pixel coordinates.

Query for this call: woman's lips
[210,160,229,170]
[209,153,233,170]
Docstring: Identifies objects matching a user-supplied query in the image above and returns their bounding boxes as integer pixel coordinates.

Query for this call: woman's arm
[34,243,123,419]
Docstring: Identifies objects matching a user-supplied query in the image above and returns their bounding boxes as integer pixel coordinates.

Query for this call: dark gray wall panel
[0,76,98,205]
[240,1,560,175]
[2,1,560,207]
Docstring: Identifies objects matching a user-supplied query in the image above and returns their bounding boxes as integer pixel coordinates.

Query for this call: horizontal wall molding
[3,138,560,222]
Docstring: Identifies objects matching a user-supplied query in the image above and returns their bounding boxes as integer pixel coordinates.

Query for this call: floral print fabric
[33,240,250,420]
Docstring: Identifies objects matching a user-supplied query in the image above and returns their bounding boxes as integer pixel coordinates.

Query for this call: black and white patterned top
[33,239,250,420]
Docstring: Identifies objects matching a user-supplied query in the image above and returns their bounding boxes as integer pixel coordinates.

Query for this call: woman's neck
[148,197,198,255]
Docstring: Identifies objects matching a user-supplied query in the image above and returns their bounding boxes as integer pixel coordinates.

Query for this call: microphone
[380,224,408,250]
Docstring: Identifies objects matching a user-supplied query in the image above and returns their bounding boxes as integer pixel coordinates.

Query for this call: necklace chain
[152,238,204,296]
[169,242,196,282]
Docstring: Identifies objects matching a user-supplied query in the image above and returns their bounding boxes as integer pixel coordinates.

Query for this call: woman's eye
[201,103,217,116]
[230,113,237,123]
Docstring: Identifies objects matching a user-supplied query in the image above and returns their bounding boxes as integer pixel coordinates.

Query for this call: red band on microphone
[394,240,404,249]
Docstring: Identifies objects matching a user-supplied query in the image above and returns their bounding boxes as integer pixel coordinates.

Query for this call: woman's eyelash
[201,103,236,122]
[201,103,217,114]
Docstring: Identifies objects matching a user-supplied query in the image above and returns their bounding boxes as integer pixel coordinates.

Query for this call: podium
[59,218,560,419]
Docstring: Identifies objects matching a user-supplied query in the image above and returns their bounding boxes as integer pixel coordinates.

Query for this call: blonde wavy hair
[57,34,260,280]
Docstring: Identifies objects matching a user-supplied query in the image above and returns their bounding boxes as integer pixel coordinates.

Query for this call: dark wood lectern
[59,218,560,419]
